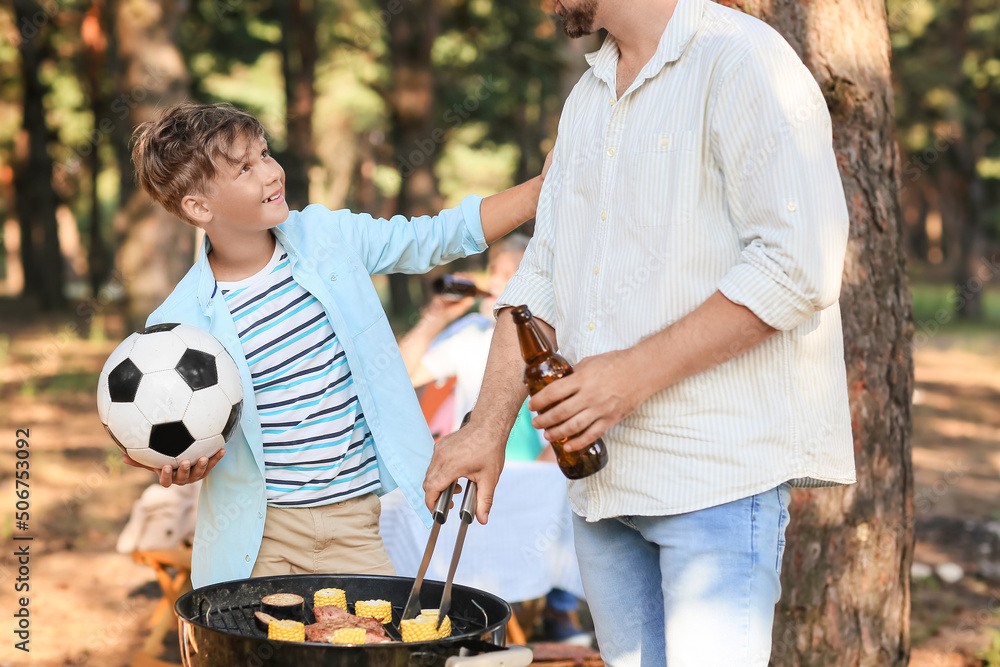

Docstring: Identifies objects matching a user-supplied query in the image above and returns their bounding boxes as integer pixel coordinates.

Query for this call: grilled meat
[304,620,392,644]
[312,605,387,635]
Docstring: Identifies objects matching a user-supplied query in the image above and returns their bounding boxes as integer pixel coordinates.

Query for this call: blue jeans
[573,484,791,667]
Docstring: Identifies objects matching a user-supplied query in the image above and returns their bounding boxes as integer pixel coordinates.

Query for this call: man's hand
[530,349,651,452]
[122,449,225,488]
[423,419,506,525]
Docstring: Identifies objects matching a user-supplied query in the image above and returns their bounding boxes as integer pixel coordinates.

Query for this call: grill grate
[197,599,488,643]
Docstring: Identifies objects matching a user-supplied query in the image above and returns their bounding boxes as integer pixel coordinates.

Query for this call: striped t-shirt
[218,240,381,507]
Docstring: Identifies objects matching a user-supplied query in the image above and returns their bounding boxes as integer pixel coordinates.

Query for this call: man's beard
[557,0,598,38]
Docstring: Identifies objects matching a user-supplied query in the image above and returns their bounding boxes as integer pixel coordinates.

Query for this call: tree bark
[280,0,317,211]
[379,0,442,318]
[13,0,65,310]
[713,0,915,664]
[82,0,110,300]
[112,0,193,330]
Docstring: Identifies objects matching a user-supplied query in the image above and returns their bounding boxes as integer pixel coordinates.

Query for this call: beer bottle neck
[516,318,553,364]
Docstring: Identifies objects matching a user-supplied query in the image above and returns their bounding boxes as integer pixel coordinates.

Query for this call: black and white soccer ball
[96,323,243,468]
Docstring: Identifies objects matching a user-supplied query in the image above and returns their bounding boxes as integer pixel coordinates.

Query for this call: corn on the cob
[329,628,367,644]
[313,588,347,610]
[419,609,452,638]
[267,619,305,642]
[400,617,440,643]
[354,599,392,624]
[399,610,452,641]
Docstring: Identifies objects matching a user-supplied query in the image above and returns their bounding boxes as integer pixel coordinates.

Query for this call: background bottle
[511,305,608,480]
[432,274,492,299]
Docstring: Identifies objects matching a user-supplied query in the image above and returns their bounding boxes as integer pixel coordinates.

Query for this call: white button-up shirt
[497,0,855,521]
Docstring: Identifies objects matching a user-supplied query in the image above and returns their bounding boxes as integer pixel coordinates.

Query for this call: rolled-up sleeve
[712,44,849,331]
[331,194,486,275]
[494,142,561,326]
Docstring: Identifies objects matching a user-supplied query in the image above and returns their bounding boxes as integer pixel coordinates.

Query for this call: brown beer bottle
[432,274,492,299]
[511,305,608,479]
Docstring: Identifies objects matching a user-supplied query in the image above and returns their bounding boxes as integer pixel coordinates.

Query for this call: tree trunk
[83,0,110,300]
[112,0,193,330]
[13,0,64,310]
[280,0,317,211]
[713,0,914,664]
[379,0,442,318]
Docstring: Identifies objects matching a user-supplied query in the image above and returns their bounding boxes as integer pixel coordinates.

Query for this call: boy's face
[190,134,288,235]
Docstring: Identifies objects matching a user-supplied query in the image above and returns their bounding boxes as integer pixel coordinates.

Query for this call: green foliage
[0,0,570,303]
[891,0,1000,237]
[910,283,1000,323]
[978,629,1000,667]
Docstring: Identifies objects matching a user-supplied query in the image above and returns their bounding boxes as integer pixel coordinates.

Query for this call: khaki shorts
[250,493,396,578]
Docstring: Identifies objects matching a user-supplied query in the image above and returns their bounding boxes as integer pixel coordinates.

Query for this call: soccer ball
[96,323,243,468]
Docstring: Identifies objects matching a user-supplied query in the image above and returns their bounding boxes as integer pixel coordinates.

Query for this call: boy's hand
[540,150,554,182]
[122,449,225,488]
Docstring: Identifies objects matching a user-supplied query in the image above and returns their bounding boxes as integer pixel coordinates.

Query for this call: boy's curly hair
[131,104,266,225]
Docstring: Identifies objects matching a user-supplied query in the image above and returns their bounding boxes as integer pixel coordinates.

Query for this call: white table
[379,461,585,603]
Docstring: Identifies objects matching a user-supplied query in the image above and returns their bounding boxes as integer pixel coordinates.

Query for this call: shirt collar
[585,0,705,89]
[196,226,294,313]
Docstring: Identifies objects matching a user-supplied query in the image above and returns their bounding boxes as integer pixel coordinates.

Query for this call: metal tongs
[398,415,479,633]
[397,479,478,631]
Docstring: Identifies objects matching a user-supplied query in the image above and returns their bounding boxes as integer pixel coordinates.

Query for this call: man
[423,0,854,664]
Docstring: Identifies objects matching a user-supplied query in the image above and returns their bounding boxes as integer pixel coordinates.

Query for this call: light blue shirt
[146,195,486,587]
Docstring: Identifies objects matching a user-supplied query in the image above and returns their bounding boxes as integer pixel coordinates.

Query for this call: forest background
[0,0,999,666]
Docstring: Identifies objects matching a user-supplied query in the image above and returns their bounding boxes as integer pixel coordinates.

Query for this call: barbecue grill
[175,573,533,666]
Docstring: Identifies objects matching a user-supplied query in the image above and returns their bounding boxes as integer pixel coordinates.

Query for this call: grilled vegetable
[419,609,452,638]
[354,599,392,624]
[400,618,439,643]
[400,610,452,642]
[313,588,347,610]
[254,611,278,632]
[260,593,305,622]
[267,619,305,642]
[328,627,367,644]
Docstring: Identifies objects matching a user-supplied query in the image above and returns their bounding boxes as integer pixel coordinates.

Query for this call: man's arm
[423,145,561,524]
[422,307,557,524]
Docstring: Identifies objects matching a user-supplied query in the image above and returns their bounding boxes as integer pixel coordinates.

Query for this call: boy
[123,103,547,587]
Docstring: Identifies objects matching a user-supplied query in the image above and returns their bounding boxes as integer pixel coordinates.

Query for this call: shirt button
[587,321,596,331]
[607,147,616,157]
[600,211,608,221]
[787,202,797,212]
[593,266,600,275]
[608,96,615,106]
[330,273,338,281]
[258,511,263,519]
[661,136,671,148]
[245,554,251,562]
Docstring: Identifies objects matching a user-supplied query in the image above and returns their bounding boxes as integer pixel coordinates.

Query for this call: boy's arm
[344,154,551,275]
[480,151,553,243]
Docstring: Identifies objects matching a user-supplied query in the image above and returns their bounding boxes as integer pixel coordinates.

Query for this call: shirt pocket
[626,130,698,228]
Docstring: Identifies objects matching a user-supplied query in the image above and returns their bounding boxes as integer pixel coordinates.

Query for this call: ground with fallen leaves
[0,305,997,667]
